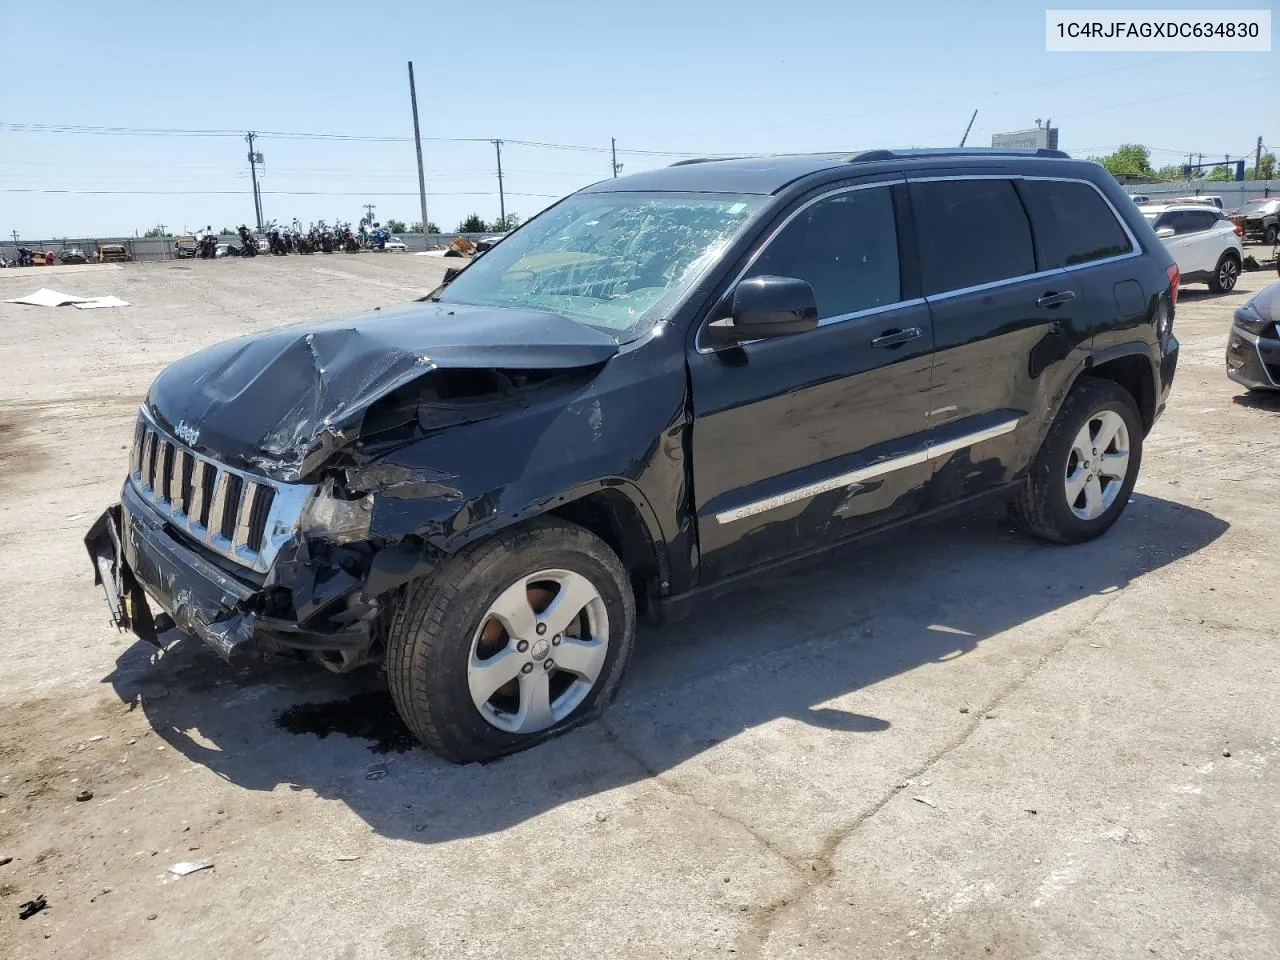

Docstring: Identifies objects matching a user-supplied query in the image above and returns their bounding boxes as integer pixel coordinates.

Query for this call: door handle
[1036,290,1076,308]
[870,327,922,349]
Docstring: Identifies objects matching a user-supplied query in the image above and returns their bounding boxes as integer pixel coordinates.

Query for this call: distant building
[992,127,1060,151]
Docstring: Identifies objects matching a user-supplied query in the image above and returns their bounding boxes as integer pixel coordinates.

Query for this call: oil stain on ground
[275,691,419,754]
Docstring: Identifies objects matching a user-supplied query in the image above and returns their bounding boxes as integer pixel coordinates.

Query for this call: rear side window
[1162,210,1217,235]
[1186,211,1219,232]
[745,185,901,319]
[1019,180,1133,267]
[911,179,1035,295]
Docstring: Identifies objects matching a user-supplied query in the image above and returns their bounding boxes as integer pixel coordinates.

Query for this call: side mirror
[1155,227,1175,239]
[706,276,819,346]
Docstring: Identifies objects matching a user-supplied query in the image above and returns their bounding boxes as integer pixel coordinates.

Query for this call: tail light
[1167,263,1180,306]
[1233,222,1243,237]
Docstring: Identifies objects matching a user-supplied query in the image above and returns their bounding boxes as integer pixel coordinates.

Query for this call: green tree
[143,225,172,238]
[1154,164,1185,181]
[219,226,235,236]
[1246,152,1276,180]
[385,218,408,233]
[410,221,441,234]
[489,213,522,232]
[458,213,487,233]
[1088,144,1153,177]
[1206,164,1232,182]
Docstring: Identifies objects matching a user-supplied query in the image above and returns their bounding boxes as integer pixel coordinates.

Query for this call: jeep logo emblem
[175,420,200,447]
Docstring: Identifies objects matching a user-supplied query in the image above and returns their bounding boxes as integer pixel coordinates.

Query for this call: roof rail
[668,156,753,166]
[847,147,1070,163]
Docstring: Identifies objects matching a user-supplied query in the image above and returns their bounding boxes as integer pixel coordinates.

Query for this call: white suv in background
[1140,203,1243,293]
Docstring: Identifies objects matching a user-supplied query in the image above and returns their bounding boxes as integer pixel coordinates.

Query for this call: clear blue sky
[0,0,1272,239]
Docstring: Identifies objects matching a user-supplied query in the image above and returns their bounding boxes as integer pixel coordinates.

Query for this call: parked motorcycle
[237,225,259,257]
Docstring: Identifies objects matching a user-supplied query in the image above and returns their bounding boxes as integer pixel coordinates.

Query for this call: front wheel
[1264,224,1278,246]
[1209,252,1240,293]
[386,518,636,763]
[1010,378,1144,544]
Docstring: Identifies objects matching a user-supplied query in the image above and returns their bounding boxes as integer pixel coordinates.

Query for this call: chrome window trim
[714,417,1020,524]
[696,173,1143,354]
[129,405,316,574]
[696,178,906,354]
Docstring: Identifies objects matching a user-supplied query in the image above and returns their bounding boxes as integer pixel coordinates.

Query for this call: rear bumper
[85,482,379,665]
[1155,335,1179,424]
[1226,326,1280,391]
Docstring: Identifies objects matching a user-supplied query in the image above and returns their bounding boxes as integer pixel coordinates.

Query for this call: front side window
[743,186,901,319]
[913,179,1035,295]
[1019,180,1132,267]
[435,192,766,341]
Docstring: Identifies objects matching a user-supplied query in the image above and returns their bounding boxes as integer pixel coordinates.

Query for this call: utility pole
[958,109,978,148]
[611,137,623,177]
[10,230,18,244]
[407,61,431,241]
[1254,136,1263,179]
[493,139,506,224]
[363,203,376,225]
[246,132,263,230]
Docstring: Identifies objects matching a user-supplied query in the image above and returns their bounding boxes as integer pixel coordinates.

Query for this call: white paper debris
[3,288,92,306]
[72,296,130,310]
[168,860,214,876]
[2,288,129,308]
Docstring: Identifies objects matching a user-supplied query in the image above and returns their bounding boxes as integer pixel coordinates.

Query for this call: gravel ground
[1,253,1277,959]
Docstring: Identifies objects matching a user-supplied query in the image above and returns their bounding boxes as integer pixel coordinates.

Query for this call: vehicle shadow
[1177,288,1236,303]
[102,493,1227,844]
[1232,389,1280,411]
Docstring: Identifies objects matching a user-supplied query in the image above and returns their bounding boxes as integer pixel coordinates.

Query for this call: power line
[0,121,725,157]
[2,189,560,199]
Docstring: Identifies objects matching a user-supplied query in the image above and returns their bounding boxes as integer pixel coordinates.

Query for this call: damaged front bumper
[85,481,392,667]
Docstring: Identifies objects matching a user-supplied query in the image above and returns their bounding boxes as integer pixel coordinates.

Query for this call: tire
[1010,378,1144,545]
[1264,224,1278,246]
[386,518,636,763]
[1208,251,1240,293]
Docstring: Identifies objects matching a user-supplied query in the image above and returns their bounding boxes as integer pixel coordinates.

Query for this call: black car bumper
[1226,326,1280,391]
[85,482,380,665]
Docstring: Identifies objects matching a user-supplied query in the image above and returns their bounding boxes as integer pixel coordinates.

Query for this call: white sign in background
[1046,9,1271,51]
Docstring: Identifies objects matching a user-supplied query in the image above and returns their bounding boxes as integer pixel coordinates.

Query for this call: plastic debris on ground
[19,895,47,919]
[2,288,129,308]
[167,860,214,877]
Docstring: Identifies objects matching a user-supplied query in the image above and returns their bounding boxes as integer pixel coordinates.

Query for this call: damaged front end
[85,304,620,672]
[84,474,413,671]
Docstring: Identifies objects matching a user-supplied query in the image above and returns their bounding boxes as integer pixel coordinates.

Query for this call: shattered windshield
[1238,199,1279,215]
[433,192,765,341]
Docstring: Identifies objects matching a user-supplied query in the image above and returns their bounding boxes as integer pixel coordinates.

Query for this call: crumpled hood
[145,300,618,480]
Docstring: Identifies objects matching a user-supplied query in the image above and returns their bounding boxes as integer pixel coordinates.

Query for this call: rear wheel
[1010,379,1144,544]
[386,518,635,763]
[1209,251,1240,293]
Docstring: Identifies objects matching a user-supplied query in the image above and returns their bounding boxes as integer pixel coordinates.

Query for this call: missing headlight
[301,478,373,545]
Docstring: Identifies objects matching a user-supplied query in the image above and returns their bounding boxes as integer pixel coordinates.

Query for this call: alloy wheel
[466,569,610,734]
[1218,257,1238,291]
[1064,411,1130,521]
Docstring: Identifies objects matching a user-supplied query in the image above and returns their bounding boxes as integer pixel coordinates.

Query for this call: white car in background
[1140,202,1243,293]
[384,236,408,252]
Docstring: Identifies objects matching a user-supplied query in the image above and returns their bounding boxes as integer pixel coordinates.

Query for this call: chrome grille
[128,409,314,575]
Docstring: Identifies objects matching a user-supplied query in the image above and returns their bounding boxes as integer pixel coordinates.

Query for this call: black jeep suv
[86,148,1179,763]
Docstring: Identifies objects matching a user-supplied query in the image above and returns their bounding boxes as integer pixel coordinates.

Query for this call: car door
[687,180,935,583]
[908,176,1073,504]
[1158,210,1217,275]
